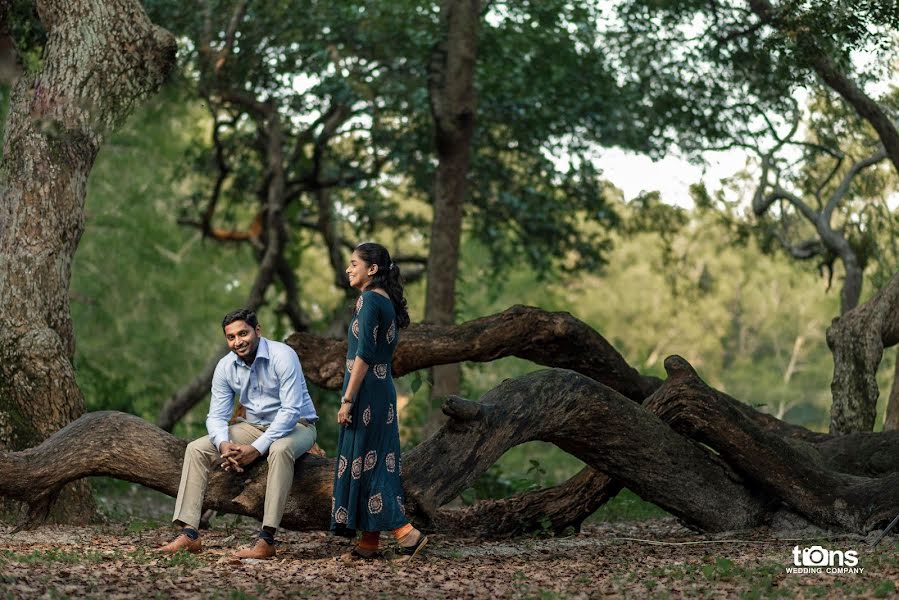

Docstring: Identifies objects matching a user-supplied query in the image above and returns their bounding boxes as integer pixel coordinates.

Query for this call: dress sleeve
[354,293,380,364]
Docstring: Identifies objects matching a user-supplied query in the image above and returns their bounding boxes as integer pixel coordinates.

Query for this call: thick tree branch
[2,368,768,533]
[435,468,621,537]
[15,359,899,534]
[216,0,249,72]
[745,0,899,175]
[822,148,887,222]
[646,356,899,531]
[286,305,661,401]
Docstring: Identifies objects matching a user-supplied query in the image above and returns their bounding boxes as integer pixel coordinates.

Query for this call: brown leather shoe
[233,538,276,560]
[156,533,202,554]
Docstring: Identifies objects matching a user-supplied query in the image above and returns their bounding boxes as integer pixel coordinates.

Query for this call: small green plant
[162,549,205,569]
[126,518,162,534]
[590,488,669,522]
[460,461,548,505]
[701,557,735,580]
[873,580,896,598]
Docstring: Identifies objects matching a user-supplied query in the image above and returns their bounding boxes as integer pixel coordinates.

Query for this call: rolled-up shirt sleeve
[206,359,234,452]
[251,349,305,455]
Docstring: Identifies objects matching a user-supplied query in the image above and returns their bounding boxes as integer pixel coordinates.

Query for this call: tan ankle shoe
[156,533,202,554]
[233,538,276,559]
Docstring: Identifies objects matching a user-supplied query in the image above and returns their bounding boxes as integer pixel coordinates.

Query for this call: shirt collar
[232,336,270,367]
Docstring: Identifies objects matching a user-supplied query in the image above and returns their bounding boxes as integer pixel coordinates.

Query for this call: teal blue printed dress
[331,291,406,536]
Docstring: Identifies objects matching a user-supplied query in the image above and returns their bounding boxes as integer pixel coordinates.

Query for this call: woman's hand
[337,402,353,425]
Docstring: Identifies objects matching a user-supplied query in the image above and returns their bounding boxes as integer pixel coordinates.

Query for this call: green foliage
[138,0,646,291]
[591,489,669,523]
[874,580,897,598]
[460,459,549,505]
[6,0,45,73]
[607,0,897,157]
[73,85,260,428]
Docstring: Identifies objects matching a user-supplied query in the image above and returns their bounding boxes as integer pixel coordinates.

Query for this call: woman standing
[331,242,428,561]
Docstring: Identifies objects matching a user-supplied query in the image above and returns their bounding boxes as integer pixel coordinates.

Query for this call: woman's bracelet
[341,396,353,404]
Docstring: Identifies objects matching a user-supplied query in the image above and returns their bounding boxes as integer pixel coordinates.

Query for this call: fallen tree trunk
[0,366,781,533]
[0,366,766,533]
[646,356,899,532]
[149,304,660,536]
[7,358,898,535]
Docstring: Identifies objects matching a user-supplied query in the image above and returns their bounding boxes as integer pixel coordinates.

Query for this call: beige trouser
[172,421,317,530]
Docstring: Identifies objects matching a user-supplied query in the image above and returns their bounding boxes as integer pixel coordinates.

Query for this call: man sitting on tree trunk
[157,308,319,559]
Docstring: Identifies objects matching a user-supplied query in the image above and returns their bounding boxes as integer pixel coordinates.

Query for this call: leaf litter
[1,517,898,598]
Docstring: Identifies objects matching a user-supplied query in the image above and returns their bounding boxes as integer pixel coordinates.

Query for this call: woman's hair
[354,242,410,328]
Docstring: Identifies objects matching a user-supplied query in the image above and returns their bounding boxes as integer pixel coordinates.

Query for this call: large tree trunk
[883,352,899,431]
[0,0,175,521]
[424,0,479,426]
[827,272,899,434]
[7,358,899,535]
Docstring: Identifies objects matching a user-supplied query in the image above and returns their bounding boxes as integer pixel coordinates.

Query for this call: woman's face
[346,251,376,290]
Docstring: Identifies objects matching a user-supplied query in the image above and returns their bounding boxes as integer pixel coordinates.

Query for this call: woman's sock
[393,523,418,547]
[357,531,380,554]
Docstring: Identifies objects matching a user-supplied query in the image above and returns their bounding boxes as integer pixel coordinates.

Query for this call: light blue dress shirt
[206,337,318,455]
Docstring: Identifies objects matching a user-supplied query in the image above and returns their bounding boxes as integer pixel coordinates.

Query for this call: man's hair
[222,308,258,331]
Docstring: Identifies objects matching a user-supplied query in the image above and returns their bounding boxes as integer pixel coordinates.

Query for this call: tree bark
[424,0,480,421]
[0,0,175,521]
[646,356,899,531]
[435,468,622,537]
[883,352,899,431]
[827,272,899,434]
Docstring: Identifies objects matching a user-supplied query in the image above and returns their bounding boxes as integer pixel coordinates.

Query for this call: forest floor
[1,515,898,599]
